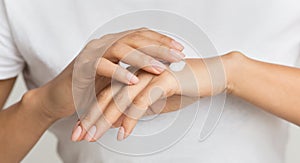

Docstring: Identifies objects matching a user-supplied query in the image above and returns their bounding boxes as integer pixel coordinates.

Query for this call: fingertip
[77,123,89,141]
[84,125,97,142]
[123,129,132,140]
[150,60,167,74]
[121,119,137,140]
[171,40,184,51]
[71,125,82,142]
[117,126,125,141]
[126,73,139,84]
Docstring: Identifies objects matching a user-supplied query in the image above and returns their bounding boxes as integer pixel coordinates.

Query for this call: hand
[75,57,227,142]
[32,28,185,132]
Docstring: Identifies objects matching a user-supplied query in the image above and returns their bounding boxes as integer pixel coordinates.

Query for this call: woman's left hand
[72,56,230,141]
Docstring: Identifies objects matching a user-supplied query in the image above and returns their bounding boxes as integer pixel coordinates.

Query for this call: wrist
[221,51,248,95]
[21,87,60,124]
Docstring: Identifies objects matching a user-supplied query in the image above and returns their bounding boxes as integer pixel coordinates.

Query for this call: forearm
[0,89,56,162]
[172,52,300,125]
[225,52,300,125]
[0,78,17,110]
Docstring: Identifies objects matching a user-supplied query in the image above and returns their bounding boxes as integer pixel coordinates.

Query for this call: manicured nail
[73,120,81,130]
[170,49,185,61]
[84,126,97,142]
[117,127,125,141]
[151,60,166,73]
[124,132,130,140]
[171,40,184,50]
[71,126,82,142]
[126,73,139,84]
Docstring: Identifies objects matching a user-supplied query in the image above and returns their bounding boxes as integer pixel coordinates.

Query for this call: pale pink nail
[117,127,125,141]
[126,73,139,84]
[72,120,81,131]
[71,126,82,142]
[151,60,166,73]
[84,126,97,142]
[170,49,185,61]
[171,40,184,50]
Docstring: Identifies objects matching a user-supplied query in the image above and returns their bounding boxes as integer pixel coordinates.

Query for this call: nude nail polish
[117,127,125,141]
[171,40,184,50]
[71,126,82,142]
[170,49,185,60]
[84,126,97,142]
[126,73,139,84]
[151,60,166,73]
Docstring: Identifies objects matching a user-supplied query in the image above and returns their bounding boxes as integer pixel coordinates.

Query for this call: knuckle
[129,33,143,41]
[133,30,142,35]
[113,93,124,103]
[86,39,101,49]
[133,96,149,110]
[156,43,167,54]
[137,27,149,31]
[134,27,151,36]
[98,90,110,101]
[113,92,130,111]
[109,42,123,55]
[100,33,113,39]
[159,35,172,44]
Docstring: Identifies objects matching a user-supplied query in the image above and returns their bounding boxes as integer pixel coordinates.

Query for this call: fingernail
[171,40,184,50]
[84,126,97,142]
[71,126,82,142]
[124,132,130,140]
[151,60,166,73]
[170,49,185,61]
[73,120,81,130]
[126,73,139,84]
[117,127,125,141]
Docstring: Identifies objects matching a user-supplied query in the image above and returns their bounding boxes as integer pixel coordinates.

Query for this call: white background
[4,73,300,163]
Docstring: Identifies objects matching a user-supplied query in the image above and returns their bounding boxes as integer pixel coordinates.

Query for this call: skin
[76,59,205,141]
[0,28,185,162]
[75,52,300,141]
[0,34,300,161]
[0,77,16,109]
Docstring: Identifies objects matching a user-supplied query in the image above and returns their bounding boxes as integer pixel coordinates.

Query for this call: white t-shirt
[1,0,300,163]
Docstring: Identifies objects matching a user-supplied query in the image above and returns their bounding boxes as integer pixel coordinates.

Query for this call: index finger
[88,72,154,141]
[138,29,184,51]
[118,79,171,141]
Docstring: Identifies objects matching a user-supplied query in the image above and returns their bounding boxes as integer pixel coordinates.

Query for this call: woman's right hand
[33,28,185,125]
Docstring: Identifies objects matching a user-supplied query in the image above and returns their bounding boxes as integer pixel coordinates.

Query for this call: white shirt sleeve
[0,0,25,80]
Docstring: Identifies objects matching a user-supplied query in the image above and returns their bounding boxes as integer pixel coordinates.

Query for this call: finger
[115,27,183,51]
[111,114,125,128]
[149,95,200,115]
[145,98,167,115]
[78,68,139,141]
[72,81,124,141]
[123,34,185,62]
[94,76,111,94]
[120,79,172,140]
[90,72,154,141]
[110,43,167,74]
[106,27,147,38]
[96,57,139,84]
[137,29,184,51]
[71,120,82,142]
